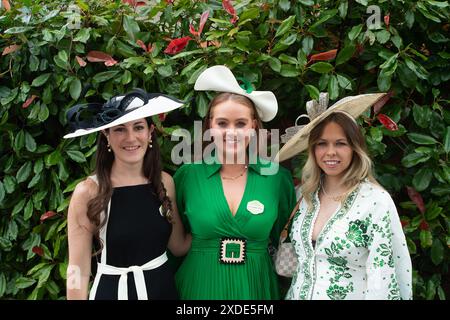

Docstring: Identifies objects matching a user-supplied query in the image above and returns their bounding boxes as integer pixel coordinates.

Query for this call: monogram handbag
[274,198,302,278]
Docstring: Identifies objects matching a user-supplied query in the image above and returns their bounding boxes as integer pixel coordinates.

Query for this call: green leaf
[31,73,51,87]
[376,30,390,44]
[401,153,431,168]
[335,45,355,66]
[188,65,207,85]
[420,230,433,248]
[328,75,339,100]
[123,15,140,41]
[302,36,314,55]
[46,150,62,167]
[28,173,41,189]
[73,28,91,43]
[15,277,36,289]
[280,65,300,77]
[3,176,16,194]
[336,74,352,90]
[426,1,449,8]
[275,15,296,38]
[444,126,450,153]
[196,93,209,118]
[299,0,314,5]
[430,239,444,265]
[268,57,281,72]
[405,10,415,28]
[24,131,37,152]
[14,130,25,152]
[54,51,70,70]
[413,104,432,128]
[0,182,5,204]
[93,71,120,83]
[309,62,334,73]
[24,199,34,221]
[0,273,6,298]
[305,85,320,100]
[29,55,39,72]
[38,104,49,122]
[279,54,298,65]
[417,4,441,22]
[16,162,32,184]
[279,0,291,11]
[69,78,82,101]
[4,27,33,34]
[348,24,363,41]
[157,64,173,78]
[66,150,86,163]
[309,9,338,30]
[377,70,392,91]
[407,133,438,145]
[404,58,429,80]
[412,167,433,191]
[12,198,26,217]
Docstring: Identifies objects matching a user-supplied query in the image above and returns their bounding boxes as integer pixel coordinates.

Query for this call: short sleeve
[270,166,297,248]
[365,191,412,300]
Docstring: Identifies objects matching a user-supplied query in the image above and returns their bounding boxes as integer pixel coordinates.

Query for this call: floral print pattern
[286,181,412,300]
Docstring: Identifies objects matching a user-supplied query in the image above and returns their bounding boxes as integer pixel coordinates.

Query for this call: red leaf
[406,186,426,214]
[22,95,38,109]
[32,246,44,257]
[222,0,236,16]
[419,220,429,231]
[384,14,390,27]
[400,220,409,227]
[377,113,398,131]
[158,113,167,122]
[40,211,57,222]
[165,0,174,4]
[86,51,118,67]
[189,24,199,37]
[147,43,155,53]
[198,10,209,35]
[163,36,192,55]
[293,177,301,186]
[309,49,337,62]
[230,15,239,24]
[75,55,87,67]
[373,90,393,114]
[2,0,11,11]
[189,11,210,37]
[122,0,147,7]
[2,44,21,56]
[136,40,147,51]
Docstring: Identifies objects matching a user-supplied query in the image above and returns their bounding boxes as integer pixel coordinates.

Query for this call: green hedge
[0,0,448,299]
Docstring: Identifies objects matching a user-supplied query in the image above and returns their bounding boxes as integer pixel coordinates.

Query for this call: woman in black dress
[65,89,191,300]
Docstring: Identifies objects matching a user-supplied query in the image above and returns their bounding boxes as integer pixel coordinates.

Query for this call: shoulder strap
[280,196,303,239]
[88,174,98,185]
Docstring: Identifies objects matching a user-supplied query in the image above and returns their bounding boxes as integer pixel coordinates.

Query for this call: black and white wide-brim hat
[194,65,278,122]
[63,89,184,139]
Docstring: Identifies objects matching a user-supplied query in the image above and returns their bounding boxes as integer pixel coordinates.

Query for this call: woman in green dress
[174,66,296,299]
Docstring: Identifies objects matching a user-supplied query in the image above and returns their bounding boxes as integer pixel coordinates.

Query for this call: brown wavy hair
[87,118,172,254]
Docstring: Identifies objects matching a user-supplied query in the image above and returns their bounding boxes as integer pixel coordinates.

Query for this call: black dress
[92,183,178,300]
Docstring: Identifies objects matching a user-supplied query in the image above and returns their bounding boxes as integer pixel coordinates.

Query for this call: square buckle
[220,238,246,264]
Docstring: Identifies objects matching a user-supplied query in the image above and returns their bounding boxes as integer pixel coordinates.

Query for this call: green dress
[173,157,296,299]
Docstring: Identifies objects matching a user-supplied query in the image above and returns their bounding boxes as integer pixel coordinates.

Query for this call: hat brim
[63,96,183,138]
[276,93,386,162]
[194,65,278,122]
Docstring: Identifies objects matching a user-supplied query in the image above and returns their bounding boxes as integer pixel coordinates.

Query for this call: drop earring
[148,138,153,149]
[107,140,111,152]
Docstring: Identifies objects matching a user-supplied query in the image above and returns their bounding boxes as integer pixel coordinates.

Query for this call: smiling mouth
[324,160,340,165]
[123,146,140,151]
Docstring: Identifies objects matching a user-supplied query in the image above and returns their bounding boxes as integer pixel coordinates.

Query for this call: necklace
[221,165,248,180]
[321,184,346,202]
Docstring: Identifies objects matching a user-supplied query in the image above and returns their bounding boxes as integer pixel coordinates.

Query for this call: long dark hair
[87,118,172,254]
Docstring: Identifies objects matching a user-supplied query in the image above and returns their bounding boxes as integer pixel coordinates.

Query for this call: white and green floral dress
[286,181,412,300]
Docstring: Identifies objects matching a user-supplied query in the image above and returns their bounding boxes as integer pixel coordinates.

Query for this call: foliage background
[0,0,448,299]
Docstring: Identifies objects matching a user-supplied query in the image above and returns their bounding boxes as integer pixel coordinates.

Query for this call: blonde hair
[301,112,379,207]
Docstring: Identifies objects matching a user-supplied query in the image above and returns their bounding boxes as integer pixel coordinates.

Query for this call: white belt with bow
[89,252,168,300]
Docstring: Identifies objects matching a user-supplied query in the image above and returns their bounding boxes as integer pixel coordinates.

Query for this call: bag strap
[280,196,303,239]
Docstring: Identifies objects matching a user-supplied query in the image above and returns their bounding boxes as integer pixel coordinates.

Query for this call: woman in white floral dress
[277,93,412,300]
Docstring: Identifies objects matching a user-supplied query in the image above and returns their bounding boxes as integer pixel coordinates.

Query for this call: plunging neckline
[217,171,251,218]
